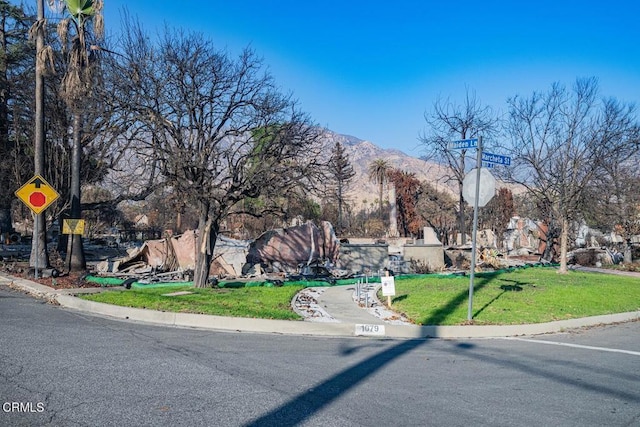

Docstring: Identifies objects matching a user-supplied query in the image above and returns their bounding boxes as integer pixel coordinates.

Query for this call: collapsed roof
[96,221,340,277]
[246,221,340,271]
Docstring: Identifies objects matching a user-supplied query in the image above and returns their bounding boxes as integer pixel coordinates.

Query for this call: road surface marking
[501,337,640,356]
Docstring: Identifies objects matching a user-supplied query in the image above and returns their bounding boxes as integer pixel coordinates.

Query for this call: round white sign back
[462,168,496,207]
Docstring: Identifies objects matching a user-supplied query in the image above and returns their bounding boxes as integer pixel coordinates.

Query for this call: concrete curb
[3,274,639,339]
[56,294,358,337]
[55,295,639,338]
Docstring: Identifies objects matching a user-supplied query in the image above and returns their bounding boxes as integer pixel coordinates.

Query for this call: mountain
[321,130,457,209]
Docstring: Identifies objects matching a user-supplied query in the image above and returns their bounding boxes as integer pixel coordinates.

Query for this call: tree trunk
[56,212,69,253]
[337,182,343,232]
[0,207,12,242]
[176,211,182,233]
[558,216,569,274]
[193,211,218,288]
[458,146,467,246]
[388,184,398,237]
[378,182,384,220]
[624,239,633,264]
[458,189,466,245]
[31,0,49,270]
[65,112,85,271]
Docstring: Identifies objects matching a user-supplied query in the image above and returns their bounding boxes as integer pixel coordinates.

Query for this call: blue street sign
[481,161,495,169]
[448,138,478,150]
[482,151,511,166]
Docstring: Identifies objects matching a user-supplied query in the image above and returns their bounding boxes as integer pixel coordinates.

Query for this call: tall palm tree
[56,0,104,271]
[368,158,389,220]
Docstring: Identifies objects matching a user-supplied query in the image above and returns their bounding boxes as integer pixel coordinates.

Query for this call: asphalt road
[1,285,639,427]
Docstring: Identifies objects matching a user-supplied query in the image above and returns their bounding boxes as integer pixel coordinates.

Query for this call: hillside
[321,130,457,208]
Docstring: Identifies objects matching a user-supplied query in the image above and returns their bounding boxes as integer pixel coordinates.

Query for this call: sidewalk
[2,272,639,339]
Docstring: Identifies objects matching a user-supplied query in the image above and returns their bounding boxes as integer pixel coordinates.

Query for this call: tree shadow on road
[245,271,632,426]
[245,278,487,426]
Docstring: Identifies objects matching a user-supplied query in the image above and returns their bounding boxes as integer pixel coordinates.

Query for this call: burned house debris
[246,221,340,273]
[95,221,342,283]
[96,231,250,280]
[86,215,637,286]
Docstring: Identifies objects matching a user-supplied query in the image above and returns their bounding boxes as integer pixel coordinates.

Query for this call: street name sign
[482,151,511,166]
[15,175,60,214]
[448,138,478,150]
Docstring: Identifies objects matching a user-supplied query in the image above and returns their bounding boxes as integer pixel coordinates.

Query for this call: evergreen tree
[328,142,355,232]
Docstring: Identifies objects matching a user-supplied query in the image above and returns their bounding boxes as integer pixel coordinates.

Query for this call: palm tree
[56,0,104,271]
[368,158,389,220]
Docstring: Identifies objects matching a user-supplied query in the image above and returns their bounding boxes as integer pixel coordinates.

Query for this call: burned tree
[415,182,457,246]
[582,123,640,262]
[386,168,422,237]
[504,78,639,272]
[420,89,498,245]
[112,24,325,287]
[479,187,515,249]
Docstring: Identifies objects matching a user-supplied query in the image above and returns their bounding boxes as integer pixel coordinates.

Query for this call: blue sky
[96,1,640,156]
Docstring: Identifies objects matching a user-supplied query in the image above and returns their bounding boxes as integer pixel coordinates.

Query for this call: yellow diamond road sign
[15,175,60,214]
[62,219,85,235]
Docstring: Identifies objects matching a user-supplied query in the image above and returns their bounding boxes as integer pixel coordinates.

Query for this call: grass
[81,285,304,320]
[389,267,640,325]
[79,267,640,325]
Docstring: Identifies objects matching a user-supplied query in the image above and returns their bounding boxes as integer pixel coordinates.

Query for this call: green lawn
[81,285,304,320]
[389,267,640,325]
[80,267,640,325]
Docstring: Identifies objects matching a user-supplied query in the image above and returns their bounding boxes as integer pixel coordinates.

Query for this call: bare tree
[504,78,639,272]
[415,182,457,245]
[583,136,640,262]
[478,187,515,249]
[111,24,325,287]
[420,89,498,244]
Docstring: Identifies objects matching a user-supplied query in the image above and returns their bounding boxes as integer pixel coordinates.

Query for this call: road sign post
[449,137,484,321]
[450,139,511,321]
[15,175,59,279]
[467,137,483,322]
[381,273,396,308]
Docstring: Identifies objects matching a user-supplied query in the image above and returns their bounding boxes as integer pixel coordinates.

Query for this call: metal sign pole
[34,214,39,279]
[467,136,483,321]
